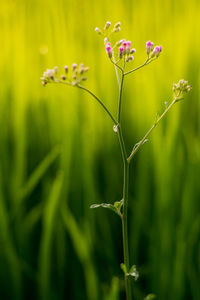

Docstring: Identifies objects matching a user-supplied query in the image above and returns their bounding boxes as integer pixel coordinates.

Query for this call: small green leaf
[114,199,124,211]
[127,265,139,281]
[120,263,127,274]
[90,203,119,215]
[144,294,156,300]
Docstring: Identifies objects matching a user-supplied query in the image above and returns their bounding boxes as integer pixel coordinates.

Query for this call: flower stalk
[41,21,192,300]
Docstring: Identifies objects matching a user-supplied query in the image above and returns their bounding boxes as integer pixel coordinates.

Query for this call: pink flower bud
[126,55,134,62]
[106,43,112,58]
[72,63,77,71]
[126,41,131,52]
[151,45,162,57]
[130,48,136,54]
[119,46,124,58]
[64,65,68,73]
[61,75,66,80]
[146,40,154,54]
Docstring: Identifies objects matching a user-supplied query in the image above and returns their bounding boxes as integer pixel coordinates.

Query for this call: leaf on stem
[120,263,127,274]
[90,200,124,217]
[120,264,139,281]
[127,265,139,281]
[132,139,148,151]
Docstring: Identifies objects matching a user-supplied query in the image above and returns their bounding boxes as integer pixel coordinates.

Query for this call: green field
[0,0,200,299]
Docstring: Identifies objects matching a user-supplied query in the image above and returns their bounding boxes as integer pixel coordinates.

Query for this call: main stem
[117,72,132,300]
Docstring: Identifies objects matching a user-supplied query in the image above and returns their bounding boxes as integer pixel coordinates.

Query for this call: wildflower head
[146,41,154,55]
[40,68,57,85]
[173,79,192,99]
[41,63,89,87]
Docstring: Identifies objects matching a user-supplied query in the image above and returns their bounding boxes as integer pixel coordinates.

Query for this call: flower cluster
[95,21,121,36]
[146,41,162,58]
[118,40,136,62]
[173,79,192,98]
[96,21,163,66]
[41,63,89,86]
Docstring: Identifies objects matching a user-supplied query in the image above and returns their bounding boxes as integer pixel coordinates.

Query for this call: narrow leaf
[127,265,139,281]
[120,263,127,274]
[90,203,118,215]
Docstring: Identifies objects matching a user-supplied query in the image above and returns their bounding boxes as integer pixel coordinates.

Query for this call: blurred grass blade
[61,203,98,300]
[38,171,63,300]
[20,145,61,200]
[0,171,22,299]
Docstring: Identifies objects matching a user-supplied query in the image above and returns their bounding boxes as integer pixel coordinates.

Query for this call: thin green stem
[116,65,132,299]
[77,84,118,125]
[111,57,122,86]
[117,73,125,123]
[127,98,182,163]
[124,57,157,76]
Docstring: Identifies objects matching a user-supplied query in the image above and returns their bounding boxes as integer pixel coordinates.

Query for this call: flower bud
[72,63,77,71]
[126,41,131,53]
[61,75,66,80]
[130,48,136,54]
[104,37,108,45]
[119,46,124,58]
[95,27,101,34]
[64,65,68,73]
[116,39,125,46]
[126,55,134,62]
[104,21,111,30]
[79,63,84,74]
[146,41,154,55]
[114,22,121,28]
[173,79,192,98]
[114,27,121,32]
[151,45,162,58]
[54,66,58,73]
[106,43,112,58]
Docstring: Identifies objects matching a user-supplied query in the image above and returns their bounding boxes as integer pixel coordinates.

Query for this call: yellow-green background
[0,0,199,299]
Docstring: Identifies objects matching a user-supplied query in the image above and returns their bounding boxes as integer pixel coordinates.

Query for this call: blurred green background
[0,0,200,299]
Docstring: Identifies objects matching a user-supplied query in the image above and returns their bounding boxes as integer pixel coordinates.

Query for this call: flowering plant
[41,21,192,300]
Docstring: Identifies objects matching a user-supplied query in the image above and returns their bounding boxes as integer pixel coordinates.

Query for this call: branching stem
[127,97,182,163]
